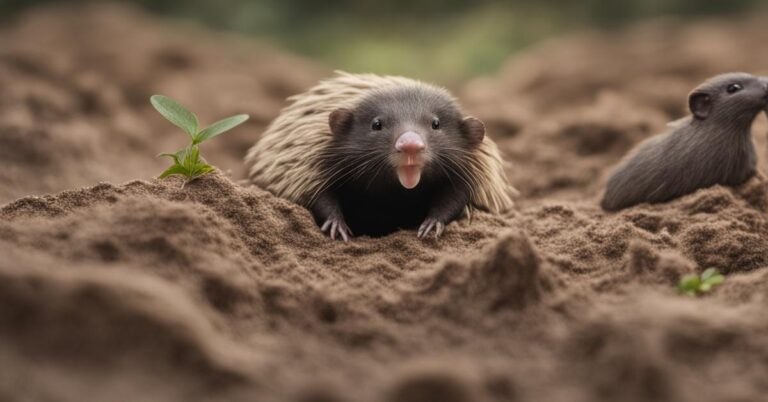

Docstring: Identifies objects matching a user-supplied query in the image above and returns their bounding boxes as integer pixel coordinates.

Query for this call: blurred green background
[0,0,764,82]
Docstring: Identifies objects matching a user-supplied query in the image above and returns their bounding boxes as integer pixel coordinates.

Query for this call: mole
[316,85,487,240]
[601,73,768,211]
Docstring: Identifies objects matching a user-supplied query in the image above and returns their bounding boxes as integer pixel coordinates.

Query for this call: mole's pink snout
[395,131,425,155]
[394,131,425,190]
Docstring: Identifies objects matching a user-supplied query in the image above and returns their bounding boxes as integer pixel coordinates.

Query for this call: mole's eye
[431,118,440,130]
[371,118,382,131]
[727,83,743,94]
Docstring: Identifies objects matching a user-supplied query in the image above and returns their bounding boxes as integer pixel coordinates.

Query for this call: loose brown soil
[2,4,768,402]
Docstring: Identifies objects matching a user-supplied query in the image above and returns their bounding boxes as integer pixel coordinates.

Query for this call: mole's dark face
[688,73,768,121]
[327,85,485,190]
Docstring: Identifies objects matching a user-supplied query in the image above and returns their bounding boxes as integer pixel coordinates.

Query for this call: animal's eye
[431,118,440,130]
[371,118,382,131]
[727,83,743,94]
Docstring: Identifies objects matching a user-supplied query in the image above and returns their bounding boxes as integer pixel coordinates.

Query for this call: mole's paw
[320,216,353,242]
[417,218,445,239]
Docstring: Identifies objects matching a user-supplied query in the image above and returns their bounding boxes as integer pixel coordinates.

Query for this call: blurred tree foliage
[0,0,762,82]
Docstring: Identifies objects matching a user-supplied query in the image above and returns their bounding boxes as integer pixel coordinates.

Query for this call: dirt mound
[408,231,552,316]
[3,4,768,402]
[0,173,514,401]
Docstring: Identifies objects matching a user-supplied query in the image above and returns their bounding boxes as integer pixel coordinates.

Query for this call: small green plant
[678,268,725,296]
[151,95,248,187]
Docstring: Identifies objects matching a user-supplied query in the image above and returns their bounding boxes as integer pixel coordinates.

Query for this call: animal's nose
[395,131,425,154]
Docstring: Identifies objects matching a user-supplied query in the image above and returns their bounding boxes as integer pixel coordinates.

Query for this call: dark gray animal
[319,85,489,240]
[601,73,768,211]
[245,73,515,242]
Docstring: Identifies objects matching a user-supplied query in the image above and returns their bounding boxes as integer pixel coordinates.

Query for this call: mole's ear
[688,91,712,120]
[329,108,354,136]
[460,117,485,147]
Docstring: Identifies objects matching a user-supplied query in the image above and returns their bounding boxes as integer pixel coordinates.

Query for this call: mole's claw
[418,218,445,239]
[320,215,353,242]
[330,221,338,240]
[340,227,350,242]
[435,222,445,238]
[417,222,426,238]
[418,219,437,239]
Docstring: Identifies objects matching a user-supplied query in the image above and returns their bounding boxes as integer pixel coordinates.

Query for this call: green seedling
[678,268,725,297]
[151,95,248,187]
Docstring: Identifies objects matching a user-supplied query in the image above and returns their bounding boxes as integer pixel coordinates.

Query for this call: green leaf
[677,268,726,297]
[151,97,240,182]
[678,274,700,288]
[150,95,199,138]
[158,164,189,179]
[180,145,200,171]
[701,268,718,281]
[156,145,214,181]
[158,150,184,165]
[194,114,249,144]
[703,274,725,286]
[191,163,216,177]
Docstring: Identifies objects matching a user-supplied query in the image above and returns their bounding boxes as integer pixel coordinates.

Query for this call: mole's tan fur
[245,72,515,214]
